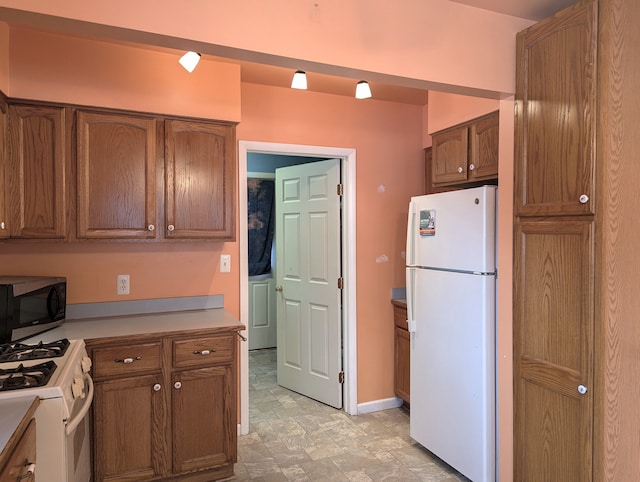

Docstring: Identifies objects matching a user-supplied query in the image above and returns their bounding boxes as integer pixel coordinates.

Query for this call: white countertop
[30,308,244,344]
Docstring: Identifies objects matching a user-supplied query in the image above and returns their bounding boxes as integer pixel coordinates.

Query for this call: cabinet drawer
[173,335,234,368]
[92,342,162,378]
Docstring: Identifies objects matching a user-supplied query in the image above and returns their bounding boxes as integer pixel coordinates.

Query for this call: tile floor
[234,348,469,481]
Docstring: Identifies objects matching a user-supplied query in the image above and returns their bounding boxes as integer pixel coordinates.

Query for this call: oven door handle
[66,373,94,436]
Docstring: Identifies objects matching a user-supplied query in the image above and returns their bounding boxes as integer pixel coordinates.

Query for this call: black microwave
[0,276,67,343]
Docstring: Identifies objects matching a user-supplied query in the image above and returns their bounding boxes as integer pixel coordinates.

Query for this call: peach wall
[0,25,425,403]
[0,242,240,317]
[8,26,241,121]
[238,83,424,402]
[497,98,515,481]
[427,91,501,133]
[0,27,243,318]
[0,0,532,96]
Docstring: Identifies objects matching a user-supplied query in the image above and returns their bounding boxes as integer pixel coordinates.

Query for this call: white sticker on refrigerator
[419,209,436,236]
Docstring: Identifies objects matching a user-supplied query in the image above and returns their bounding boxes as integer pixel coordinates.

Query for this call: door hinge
[338,371,345,384]
[337,277,344,289]
[337,184,343,196]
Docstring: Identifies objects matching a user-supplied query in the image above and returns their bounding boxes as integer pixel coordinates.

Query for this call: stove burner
[0,361,56,391]
[0,339,70,362]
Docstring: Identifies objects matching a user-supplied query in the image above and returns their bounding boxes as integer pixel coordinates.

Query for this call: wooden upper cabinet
[0,96,8,239]
[469,112,499,181]
[165,120,236,239]
[431,125,469,185]
[431,111,499,187]
[76,111,158,239]
[514,2,597,216]
[7,104,68,238]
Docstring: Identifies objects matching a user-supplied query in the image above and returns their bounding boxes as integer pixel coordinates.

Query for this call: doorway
[238,141,358,435]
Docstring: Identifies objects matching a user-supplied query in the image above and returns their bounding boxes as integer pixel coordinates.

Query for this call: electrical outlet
[220,254,231,273]
[117,274,130,295]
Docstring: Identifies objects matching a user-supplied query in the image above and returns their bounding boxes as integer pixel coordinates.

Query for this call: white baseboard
[239,397,404,436]
[357,396,404,414]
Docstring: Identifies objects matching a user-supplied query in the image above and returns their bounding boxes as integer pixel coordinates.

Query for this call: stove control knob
[72,377,86,399]
[81,356,92,374]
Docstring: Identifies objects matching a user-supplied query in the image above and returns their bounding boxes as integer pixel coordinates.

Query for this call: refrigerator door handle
[406,267,416,333]
[406,201,417,333]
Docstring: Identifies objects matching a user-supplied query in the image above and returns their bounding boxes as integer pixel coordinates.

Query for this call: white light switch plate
[220,254,231,273]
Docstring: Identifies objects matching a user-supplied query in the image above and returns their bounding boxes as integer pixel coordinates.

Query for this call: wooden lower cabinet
[88,327,239,482]
[172,366,235,473]
[513,218,594,480]
[392,300,410,407]
[0,419,36,482]
[93,374,166,480]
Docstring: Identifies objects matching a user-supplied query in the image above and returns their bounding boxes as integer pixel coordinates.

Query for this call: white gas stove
[0,338,93,482]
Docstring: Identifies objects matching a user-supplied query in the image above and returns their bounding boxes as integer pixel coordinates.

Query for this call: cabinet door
[0,96,7,239]
[7,104,67,238]
[77,111,158,238]
[93,374,167,481]
[515,2,597,216]
[394,326,410,405]
[513,218,594,481]
[469,111,499,181]
[165,120,235,239]
[0,419,35,482]
[172,365,236,474]
[431,126,469,185]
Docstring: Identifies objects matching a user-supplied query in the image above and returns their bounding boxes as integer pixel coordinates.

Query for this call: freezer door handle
[406,201,417,266]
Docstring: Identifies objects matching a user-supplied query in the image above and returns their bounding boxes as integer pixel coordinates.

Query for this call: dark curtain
[247,179,275,276]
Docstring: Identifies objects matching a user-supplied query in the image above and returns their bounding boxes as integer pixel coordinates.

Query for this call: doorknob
[275,285,283,292]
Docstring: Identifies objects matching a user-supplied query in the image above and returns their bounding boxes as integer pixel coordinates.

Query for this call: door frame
[238,140,358,435]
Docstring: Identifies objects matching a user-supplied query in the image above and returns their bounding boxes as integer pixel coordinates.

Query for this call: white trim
[357,397,404,415]
[238,140,358,435]
[247,171,275,179]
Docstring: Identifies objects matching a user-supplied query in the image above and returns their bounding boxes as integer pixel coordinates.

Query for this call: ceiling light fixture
[291,70,308,90]
[179,51,201,73]
[355,80,372,99]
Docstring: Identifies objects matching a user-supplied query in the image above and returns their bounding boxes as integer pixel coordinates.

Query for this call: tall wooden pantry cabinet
[513,0,640,480]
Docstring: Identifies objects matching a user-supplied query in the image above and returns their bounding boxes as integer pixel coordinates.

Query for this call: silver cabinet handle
[469,163,476,171]
[0,222,5,230]
[153,384,161,392]
[174,381,182,389]
[578,385,587,395]
[193,349,216,355]
[167,224,175,232]
[147,224,155,231]
[579,194,589,204]
[457,166,464,173]
[115,356,141,364]
[275,285,283,292]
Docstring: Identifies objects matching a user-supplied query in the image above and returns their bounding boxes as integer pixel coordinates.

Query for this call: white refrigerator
[405,185,497,482]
